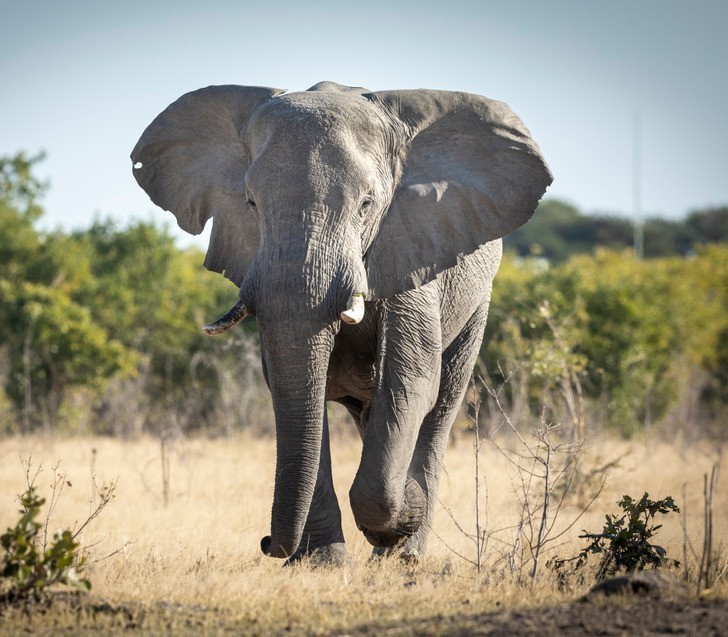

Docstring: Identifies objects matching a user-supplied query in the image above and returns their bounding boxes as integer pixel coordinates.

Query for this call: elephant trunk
[243,211,367,558]
[260,328,334,559]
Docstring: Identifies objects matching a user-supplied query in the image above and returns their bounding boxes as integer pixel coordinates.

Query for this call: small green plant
[1,487,90,601]
[551,492,680,583]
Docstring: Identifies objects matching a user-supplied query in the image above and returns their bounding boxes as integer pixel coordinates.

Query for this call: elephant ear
[131,85,285,286]
[364,90,553,298]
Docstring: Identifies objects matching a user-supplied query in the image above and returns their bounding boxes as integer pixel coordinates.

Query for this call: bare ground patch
[1,591,727,636]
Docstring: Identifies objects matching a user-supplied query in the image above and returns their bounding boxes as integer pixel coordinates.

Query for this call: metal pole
[633,114,644,259]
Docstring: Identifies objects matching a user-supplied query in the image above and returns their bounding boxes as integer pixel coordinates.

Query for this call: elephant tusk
[340,293,365,325]
[202,299,250,335]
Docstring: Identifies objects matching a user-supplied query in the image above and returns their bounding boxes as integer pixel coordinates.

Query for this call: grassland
[0,428,725,635]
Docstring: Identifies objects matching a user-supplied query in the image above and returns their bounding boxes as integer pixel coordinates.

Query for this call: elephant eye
[359,196,374,214]
[246,193,257,209]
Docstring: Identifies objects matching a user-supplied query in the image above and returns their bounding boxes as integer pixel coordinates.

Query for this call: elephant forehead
[273,89,371,116]
[248,92,390,151]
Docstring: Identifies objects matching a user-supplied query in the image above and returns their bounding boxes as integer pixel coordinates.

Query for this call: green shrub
[550,492,680,583]
[1,487,90,601]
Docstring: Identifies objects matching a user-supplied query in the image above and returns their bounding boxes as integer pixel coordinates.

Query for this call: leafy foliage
[0,152,255,434]
[0,152,726,437]
[482,247,728,436]
[1,488,90,601]
[550,493,680,582]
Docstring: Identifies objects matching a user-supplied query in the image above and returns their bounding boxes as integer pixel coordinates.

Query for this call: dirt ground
[0,593,728,637]
[1,592,727,636]
[353,597,728,636]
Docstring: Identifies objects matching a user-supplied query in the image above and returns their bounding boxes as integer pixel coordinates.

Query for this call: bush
[482,247,728,437]
[1,487,90,602]
[550,492,680,583]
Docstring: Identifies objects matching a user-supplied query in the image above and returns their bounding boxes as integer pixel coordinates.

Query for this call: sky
[2,0,727,248]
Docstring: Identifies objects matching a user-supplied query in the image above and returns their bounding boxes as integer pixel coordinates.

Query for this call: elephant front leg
[286,411,347,566]
[348,291,442,552]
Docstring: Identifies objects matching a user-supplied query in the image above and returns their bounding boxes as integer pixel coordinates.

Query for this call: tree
[683,206,728,247]
[0,153,133,431]
[483,247,728,437]
[506,199,728,261]
[0,153,46,281]
[504,199,583,261]
[0,151,262,435]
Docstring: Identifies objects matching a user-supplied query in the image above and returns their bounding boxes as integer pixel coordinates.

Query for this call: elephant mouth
[202,291,366,336]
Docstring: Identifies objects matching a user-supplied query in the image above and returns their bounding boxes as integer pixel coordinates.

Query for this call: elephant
[131,81,552,564]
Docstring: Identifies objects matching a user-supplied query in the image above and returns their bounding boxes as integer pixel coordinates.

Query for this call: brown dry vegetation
[0,426,726,635]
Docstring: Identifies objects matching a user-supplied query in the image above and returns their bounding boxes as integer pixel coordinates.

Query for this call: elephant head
[131,82,552,558]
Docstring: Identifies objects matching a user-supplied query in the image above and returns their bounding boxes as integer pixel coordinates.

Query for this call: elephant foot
[358,477,426,549]
[284,542,349,568]
[370,544,420,564]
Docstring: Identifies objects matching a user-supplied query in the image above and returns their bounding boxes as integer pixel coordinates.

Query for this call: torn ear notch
[131,85,285,286]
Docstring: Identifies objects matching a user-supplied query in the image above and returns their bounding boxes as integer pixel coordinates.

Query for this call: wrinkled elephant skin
[131,81,552,562]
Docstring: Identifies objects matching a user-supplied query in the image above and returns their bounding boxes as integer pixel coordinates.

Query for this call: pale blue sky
[2,0,726,247]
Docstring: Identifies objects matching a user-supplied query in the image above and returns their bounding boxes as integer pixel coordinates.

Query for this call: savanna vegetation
[505,198,728,261]
[1,152,726,442]
[0,434,725,635]
[1,151,727,633]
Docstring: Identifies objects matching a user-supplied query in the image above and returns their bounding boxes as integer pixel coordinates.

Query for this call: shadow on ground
[1,589,727,636]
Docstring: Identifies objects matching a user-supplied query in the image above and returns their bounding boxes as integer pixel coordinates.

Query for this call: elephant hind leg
[334,395,368,441]
[402,301,490,558]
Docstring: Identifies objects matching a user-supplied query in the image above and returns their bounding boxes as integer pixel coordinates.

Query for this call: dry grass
[0,427,725,635]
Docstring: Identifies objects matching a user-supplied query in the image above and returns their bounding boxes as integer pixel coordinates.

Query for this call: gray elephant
[131,81,552,563]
